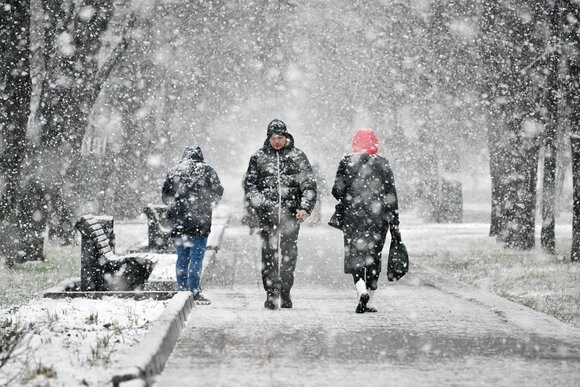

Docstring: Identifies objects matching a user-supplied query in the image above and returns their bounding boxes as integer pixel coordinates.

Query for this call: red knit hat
[352,128,378,154]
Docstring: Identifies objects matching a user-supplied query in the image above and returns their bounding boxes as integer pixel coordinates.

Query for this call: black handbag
[387,239,409,281]
[328,201,344,230]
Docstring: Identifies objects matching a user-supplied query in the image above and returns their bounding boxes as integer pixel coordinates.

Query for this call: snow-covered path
[154,225,580,386]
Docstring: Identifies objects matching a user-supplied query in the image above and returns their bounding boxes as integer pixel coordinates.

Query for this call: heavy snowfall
[1,0,580,386]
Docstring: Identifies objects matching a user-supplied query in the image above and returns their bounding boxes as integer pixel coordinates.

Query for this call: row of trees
[0,0,128,263]
[1,0,578,264]
[480,0,579,258]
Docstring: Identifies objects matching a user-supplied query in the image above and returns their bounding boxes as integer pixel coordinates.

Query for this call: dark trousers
[260,218,300,296]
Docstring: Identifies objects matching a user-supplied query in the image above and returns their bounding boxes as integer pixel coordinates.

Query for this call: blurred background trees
[1,0,578,264]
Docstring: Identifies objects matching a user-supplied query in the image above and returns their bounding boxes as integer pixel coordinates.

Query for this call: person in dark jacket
[243,119,317,310]
[162,146,224,305]
[332,128,401,314]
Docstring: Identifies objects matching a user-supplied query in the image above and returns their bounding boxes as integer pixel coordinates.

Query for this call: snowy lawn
[406,207,580,328]
[0,297,166,386]
[0,244,79,308]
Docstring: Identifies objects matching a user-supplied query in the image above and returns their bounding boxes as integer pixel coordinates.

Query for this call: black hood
[266,119,288,139]
[181,146,204,162]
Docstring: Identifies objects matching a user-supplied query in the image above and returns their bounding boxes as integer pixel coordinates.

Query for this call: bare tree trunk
[488,118,508,237]
[480,0,510,238]
[0,0,31,217]
[38,0,113,152]
[0,0,31,265]
[503,118,541,250]
[541,0,562,254]
[19,0,115,249]
[563,0,580,261]
[572,134,580,261]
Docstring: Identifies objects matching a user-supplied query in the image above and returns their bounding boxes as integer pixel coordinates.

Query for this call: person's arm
[332,157,348,201]
[207,166,224,206]
[243,154,266,209]
[383,162,401,241]
[161,174,177,205]
[296,151,317,216]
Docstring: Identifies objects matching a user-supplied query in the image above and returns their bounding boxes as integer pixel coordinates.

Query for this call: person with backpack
[331,128,401,313]
[243,119,317,310]
[162,146,224,305]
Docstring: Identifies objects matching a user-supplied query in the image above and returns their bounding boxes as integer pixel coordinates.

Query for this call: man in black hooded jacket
[162,146,223,304]
[243,119,317,309]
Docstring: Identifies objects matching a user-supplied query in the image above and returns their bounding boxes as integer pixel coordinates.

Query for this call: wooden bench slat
[82,217,100,226]
[90,229,106,238]
[96,240,111,249]
[95,234,108,243]
[99,245,112,254]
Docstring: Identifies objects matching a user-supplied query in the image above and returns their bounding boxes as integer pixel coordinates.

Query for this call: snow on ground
[402,209,580,328]
[1,203,578,385]
[0,297,166,386]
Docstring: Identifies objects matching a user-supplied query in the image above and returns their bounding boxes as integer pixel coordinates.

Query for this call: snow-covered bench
[76,215,158,291]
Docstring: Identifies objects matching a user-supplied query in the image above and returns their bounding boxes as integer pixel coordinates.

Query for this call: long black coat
[243,134,317,229]
[332,153,399,273]
[162,146,224,237]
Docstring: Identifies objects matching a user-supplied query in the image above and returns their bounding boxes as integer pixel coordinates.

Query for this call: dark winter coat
[332,153,399,233]
[243,133,317,229]
[332,153,399,273]
[162,146,224,237]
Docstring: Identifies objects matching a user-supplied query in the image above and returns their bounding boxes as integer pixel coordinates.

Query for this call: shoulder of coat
[253,148,267,158]
[290,146,306,156]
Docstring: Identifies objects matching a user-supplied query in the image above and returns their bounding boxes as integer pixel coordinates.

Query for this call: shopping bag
[387,239,409,281]
[328,201,344,230]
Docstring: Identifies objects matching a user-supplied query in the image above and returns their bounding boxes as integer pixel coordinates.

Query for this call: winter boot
[365,289,377,312]
[193,292,211,305]
[264,291,279,310]
[281,290,292,308]
[355,279,369,314]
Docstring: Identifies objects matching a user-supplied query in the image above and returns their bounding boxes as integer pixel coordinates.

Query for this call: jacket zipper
[277,152,282,222]
[277,151,282,295]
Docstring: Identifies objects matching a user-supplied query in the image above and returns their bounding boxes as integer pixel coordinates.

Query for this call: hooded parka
[243,132,317,228]
[243,121,317,304]
[162,146,224,237]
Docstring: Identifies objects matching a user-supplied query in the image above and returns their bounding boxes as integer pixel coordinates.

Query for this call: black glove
[390,228,401,242]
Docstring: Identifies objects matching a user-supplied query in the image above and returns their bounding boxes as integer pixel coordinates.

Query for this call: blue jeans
[175,235,208,294]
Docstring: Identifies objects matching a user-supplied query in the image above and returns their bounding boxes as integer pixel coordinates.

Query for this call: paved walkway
[154,226,580,386]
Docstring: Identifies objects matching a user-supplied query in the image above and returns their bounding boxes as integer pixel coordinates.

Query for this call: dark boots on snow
[264,292,279,310]
[281,290,292,308]
[265,290,293,309]
[355,292,370,314]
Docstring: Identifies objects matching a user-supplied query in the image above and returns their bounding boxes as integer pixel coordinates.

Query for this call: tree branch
[90,13,136,105]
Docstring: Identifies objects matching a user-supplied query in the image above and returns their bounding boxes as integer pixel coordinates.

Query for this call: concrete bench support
[143,204,173,252]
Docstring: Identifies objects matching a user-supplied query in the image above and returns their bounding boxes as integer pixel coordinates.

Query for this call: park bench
[143,204,173,252]
[143,203,228,252]
[76,214,158,291]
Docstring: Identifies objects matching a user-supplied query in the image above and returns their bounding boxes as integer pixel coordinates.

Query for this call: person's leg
[364,270,380,312]
[364,231,386,312]
[260,227,279,309]
[345,230,369,313]
[352,266,369,314]
[175,237,191,291]
[187,236,208,295]
[279,222,300,308]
